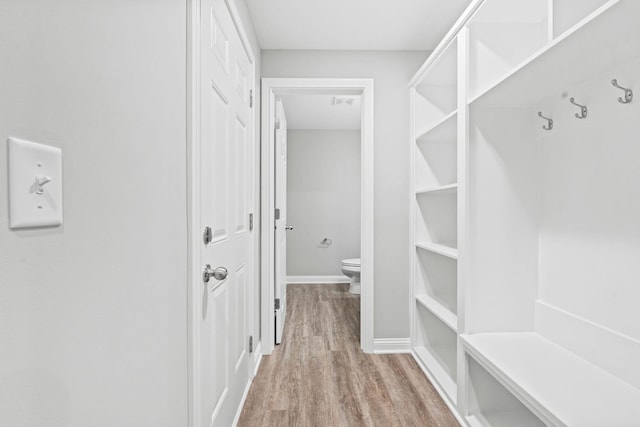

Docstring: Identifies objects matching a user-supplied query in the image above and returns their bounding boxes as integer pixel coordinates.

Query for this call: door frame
[260,78,375,355]
[186,1,259,426]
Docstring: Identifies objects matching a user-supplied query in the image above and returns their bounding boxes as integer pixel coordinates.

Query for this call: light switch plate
[8,137,63,228]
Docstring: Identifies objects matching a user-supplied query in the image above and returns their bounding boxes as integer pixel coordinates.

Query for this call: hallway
[238,284,458,426]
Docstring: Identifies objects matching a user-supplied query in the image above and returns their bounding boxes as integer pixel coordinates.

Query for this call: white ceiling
[245,0,473,50]
[281,94,361,130]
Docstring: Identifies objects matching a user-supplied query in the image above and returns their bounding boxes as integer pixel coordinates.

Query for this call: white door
[274,99,289,344]
[197,0,252,425]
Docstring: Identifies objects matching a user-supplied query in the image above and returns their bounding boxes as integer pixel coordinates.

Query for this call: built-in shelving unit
[410,1,640,425]
[410,30,461,409]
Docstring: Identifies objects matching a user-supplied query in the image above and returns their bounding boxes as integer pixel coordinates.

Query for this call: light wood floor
[237,284,459,427]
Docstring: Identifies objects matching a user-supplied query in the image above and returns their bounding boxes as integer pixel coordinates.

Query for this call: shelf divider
[415,183,458,195]
[416,242,458,259]
[416,294,457,331]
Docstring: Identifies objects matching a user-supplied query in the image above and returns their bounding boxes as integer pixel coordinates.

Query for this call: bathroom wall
[286,130,361,277]
[262,50,429,339]
[0,1,188,425]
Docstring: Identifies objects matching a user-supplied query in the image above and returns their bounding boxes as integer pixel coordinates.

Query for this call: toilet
[341,258,361,295]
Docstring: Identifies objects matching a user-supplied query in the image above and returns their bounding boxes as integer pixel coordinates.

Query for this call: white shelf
[414,345,457,402]
[416,242,458,260]
[462,332,640,427]
[415,183,457,196]
[416,294,457,331]
[469,0,628,107]
[415,110,457,141]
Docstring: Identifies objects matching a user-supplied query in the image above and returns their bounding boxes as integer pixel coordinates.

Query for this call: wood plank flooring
[237,284,459,427]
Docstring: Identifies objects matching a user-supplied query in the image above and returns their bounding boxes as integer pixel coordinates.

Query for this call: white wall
[262,50,429,338]
[286,130,360,276]
[538,60,640,341]
[0,1,188,425]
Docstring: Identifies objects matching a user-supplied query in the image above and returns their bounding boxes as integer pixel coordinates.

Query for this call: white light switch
[8,137,63,228]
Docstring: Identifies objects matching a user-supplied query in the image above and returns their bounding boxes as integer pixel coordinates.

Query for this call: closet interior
[409,0,640,425]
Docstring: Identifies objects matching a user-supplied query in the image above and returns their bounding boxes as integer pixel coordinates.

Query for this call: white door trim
[260,78,375,355]
[186,1,258,426]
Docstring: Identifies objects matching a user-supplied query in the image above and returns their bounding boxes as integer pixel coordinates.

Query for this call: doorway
[260,78,375,355]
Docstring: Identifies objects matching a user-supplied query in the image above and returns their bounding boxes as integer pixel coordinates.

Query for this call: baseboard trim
[251,342,263,377]
[232,366,254,427]
[373,338,411,354]
[287,275,350,284]
[232,343,263,427]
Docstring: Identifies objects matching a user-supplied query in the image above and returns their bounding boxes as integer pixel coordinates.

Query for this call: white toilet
[341,258,361,295]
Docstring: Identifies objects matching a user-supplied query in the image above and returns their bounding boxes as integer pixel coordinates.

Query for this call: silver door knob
[285,225,294,231]
[203,264,228,283]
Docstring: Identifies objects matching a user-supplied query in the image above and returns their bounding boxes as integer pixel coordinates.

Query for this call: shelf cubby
[467,0,550,101]
[415,191,457,251]
[465,355,545,427]
[415,246,457,319]
[415,111,457,189]
[551,0,610,38]
[415,39,458,133]
[414,303,458,401]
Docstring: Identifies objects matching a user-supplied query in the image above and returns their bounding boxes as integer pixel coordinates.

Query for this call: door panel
[233,264,247,371]
[274,99,288,344]
[205,84,229,242]
[234,116,247,234]
[198,0,253,425]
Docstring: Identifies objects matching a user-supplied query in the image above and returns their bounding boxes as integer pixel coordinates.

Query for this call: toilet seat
[341,258,360,267]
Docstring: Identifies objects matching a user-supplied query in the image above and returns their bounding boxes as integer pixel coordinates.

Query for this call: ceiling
[244,0,473,50]
[281,94,361,130]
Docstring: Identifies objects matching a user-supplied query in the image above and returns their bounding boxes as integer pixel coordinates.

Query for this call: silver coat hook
[569,97,588,119]
[537,112,553,130]
[611,79,633,104]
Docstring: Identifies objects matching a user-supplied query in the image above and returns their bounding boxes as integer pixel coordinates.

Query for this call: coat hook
[611,79,633,104]
[537,112,553,130]
[569,97,587,119]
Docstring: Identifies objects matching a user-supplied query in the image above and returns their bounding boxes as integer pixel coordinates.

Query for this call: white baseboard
[373,338,411,354]
[251,342,263,376]
[286,275,350,284]
[232,365,254,427]
[232,343,263,427]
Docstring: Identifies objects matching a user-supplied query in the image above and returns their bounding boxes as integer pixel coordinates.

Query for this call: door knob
[285,225,294,231]
[203,264,228,283]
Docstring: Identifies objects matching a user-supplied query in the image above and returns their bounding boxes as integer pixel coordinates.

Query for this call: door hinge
[249,336,254,353]
[275,208,280,220]
[275,298,280,310]
[249,89,254,108]
[249,213,253,231]
[202,226,213,245]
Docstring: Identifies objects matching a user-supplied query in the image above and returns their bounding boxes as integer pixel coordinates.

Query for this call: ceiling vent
[331,96,357,106]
